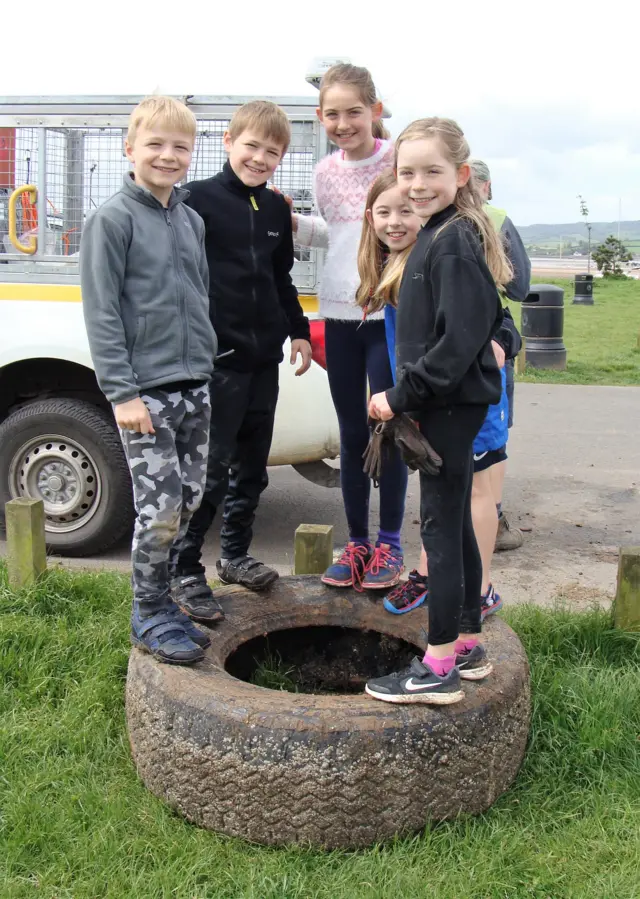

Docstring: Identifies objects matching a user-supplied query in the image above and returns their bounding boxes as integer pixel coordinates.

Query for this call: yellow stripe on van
[0,282,320,312]
[0,283,82,302]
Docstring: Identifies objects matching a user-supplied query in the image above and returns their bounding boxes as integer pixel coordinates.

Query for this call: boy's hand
[369,392,394,421]
[114,397,155,434]
[290,339,312,376]
[492,340,506,368]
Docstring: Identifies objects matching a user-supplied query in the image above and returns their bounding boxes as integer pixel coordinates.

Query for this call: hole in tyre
[225,626,421,695]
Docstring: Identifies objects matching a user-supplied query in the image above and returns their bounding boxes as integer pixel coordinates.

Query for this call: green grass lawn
[513,277,640,385]
[1,565,639,899]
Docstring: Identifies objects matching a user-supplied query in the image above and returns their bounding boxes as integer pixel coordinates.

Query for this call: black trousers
[176,363,279,575]
[418,404,488,645]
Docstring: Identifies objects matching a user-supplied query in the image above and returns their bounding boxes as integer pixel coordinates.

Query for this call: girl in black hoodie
[364,118,512,705]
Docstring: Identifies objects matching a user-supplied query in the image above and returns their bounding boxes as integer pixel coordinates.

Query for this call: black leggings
[418,404,488,646]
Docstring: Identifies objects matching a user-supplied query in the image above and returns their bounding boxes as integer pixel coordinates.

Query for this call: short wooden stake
[613,546,640,632]
[5,498,47,590]
[514,338,527,376]
[294,524,334,575]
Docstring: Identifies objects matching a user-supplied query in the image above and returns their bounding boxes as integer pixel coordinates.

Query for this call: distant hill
[516,220,640,248]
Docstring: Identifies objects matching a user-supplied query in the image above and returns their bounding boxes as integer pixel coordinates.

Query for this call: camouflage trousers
[119,384,211,612]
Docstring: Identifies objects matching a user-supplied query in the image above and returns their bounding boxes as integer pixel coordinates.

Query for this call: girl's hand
[272,184,298,231]
[368,392,394,421]
[114,397,155,434]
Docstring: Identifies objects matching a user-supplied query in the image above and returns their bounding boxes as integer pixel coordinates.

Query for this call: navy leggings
[324,319,408,544]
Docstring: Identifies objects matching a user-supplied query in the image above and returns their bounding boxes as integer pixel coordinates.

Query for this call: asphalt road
[2,384,639,607]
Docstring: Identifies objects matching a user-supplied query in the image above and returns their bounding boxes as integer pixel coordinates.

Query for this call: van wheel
[0,398,133,557]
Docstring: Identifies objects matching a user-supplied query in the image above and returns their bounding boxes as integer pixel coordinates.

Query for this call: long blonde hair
[395,118,512,290]
[318,64,390,140]
[356,171,415,313]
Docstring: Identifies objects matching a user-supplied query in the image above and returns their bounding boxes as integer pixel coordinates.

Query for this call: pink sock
[422,652,455,676]
[455,637,479,655]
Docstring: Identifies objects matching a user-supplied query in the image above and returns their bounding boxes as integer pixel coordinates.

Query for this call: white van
[0,96,339,556]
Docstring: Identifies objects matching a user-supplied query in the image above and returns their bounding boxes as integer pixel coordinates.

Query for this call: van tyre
[0,398,133,556]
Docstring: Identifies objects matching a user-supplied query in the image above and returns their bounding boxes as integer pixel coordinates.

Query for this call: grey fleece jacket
[80,173,217,404]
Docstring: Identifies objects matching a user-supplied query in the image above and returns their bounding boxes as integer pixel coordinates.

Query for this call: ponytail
[372,118,390,140]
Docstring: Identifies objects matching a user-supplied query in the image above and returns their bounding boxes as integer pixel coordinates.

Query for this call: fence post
[514,337,527,376]
[294,524,334,575]
[5,498,47,589]
[613,547,640,631]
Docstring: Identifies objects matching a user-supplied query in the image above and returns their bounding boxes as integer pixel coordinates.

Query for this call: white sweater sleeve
[295,212,329,249]
[294,168,329,249]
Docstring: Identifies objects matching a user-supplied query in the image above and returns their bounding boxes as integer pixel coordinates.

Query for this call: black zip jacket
[184,162,310,371]
[386,205,503,415]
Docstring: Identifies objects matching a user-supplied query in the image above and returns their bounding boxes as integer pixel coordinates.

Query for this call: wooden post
[5,498,47,589]
[294,524,334,575]
[514,338,527,376]
[613,547,640,631]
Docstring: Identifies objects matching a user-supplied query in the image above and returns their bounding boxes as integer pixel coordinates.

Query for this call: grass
[513,277,640,385]
[1,564,640,899]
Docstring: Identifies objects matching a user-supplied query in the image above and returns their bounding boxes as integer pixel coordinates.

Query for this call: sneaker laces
[482,584,497,609]
[367,544,400,577]
[336,543,370,592]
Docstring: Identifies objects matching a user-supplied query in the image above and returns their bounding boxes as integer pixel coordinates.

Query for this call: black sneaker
[216,555,279,591]
[173,573,225,623]
[454,644,493,681]
[365,656,464,705]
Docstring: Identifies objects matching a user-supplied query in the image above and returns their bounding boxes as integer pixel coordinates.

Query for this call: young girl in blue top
[358,170,510,624]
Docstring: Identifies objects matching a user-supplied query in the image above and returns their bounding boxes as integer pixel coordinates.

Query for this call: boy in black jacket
[174,101,311,620]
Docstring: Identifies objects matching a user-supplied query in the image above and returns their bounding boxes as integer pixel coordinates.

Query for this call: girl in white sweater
[294,63,408,591]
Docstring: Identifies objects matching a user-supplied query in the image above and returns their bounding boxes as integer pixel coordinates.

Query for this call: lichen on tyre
[126,576,531,849]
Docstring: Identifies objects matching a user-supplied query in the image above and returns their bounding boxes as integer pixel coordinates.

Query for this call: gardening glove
[391,415,443,477]
[362,420,388,486]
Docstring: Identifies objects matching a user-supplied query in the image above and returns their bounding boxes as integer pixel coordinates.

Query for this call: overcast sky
[4,0,639,226]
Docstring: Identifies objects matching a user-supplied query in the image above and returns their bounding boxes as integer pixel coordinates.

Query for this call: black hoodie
[184,162,310,371]
[386,205,503,415]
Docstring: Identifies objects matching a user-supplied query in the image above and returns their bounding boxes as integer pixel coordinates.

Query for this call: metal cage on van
[0,95,326,291]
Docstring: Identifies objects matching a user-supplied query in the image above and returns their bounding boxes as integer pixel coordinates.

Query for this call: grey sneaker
[455,644,493,680]
[216,555,279,591]
[173,573,225,623]
[495,514,524,552]
[365,656,464,705]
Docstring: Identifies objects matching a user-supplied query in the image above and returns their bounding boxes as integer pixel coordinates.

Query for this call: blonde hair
[395,118,512,289]
[356,170,415,313]
[318,63,389,140]
[228,100,291,154]
[127,96,196,145]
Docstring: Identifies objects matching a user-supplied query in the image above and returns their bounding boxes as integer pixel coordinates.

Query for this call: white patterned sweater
[295,139,395,321]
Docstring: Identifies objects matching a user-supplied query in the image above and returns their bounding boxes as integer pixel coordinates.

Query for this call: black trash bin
[521,284,567,370]
[573,273,594,305]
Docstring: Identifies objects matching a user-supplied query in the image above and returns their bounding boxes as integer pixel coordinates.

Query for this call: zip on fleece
[164,207,193,379]
[248,195,259,354]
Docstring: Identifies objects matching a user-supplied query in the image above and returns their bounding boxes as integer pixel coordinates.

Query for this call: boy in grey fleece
[80,96,218,665]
